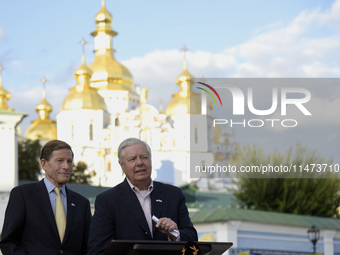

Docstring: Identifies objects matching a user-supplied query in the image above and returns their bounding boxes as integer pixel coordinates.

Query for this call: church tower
[88,0,139,119]
[0,64,26,229]
[165,46,213,153]
[161,47,215,185]
[25,77,57,144]
[0,65,12,111]
[57,40,109,173]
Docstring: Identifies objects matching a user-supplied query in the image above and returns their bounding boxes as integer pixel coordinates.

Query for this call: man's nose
[136,157,143,165]
[61,160,69,169]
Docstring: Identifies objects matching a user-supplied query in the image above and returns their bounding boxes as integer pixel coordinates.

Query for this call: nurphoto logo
[196,79,313,129]
[196,82,223,106]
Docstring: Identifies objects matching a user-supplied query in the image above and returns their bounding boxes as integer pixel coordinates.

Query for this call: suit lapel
[34,180,59,240]
[119,179,152,238]
[63,186,76,243]
[150,182,164,233]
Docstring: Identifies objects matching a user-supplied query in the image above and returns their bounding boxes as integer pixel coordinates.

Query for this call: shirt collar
[126,178,153,192]
[44,177,66,195]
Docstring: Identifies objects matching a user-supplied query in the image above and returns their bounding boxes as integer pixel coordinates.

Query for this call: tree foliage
[70,161,96,184]
[232,144,340,218]
[18,139,42,181]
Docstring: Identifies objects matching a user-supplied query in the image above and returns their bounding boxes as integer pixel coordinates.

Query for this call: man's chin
[133,174,150,182]
[58,177,70,185]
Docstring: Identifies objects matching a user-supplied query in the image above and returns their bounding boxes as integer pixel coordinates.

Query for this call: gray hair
[118,138,151,162]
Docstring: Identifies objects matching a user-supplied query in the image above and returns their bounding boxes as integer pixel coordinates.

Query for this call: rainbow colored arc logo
[196,82,222,106]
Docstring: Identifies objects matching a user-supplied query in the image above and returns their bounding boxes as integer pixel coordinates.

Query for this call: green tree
[232,144,340,218]
[18,139,42,181]
[70,161,96,184]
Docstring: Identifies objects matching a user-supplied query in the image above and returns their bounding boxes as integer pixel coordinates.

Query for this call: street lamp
[308,225,320,254]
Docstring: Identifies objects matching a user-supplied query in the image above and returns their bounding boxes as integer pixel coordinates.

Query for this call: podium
[103,240,233,255]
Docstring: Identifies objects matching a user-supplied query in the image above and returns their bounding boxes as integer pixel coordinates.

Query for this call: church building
[24,0,218,188]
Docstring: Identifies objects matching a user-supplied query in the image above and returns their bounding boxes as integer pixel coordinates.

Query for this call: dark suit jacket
[0,179,92,255]
[87,178,197,255]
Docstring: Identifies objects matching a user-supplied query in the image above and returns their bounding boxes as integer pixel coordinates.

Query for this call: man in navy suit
[0,140,92,255]
[88,137,197,255]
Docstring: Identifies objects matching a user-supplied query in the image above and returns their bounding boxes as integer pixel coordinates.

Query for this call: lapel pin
[71,203,76,207]
[156,199,162,203]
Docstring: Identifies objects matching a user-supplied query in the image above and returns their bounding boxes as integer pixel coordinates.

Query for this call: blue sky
[1,0,340,147]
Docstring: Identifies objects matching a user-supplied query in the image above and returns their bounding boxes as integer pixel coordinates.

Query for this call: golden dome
[0,85,11,110]
[176,69,194,86]
[89,0,134,91]
[95,1,112,22]
[89,53,134,90]
[25,78,57,141]
[61,56,107,111]
[165,94,201,116]
[0,64,13,111]
[35,96,52,120]
[25,119,57,141]
[92,0,116,37]
[165,47,201,116]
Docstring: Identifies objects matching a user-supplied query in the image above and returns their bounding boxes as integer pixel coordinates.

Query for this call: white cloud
[222,1,340,78]
[123,50,182,85]
[10,82,67,134]
[123,49,237,108]
[331,0,340,20]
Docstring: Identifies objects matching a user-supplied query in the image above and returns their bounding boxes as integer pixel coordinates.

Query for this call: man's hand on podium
[152,215,179,240]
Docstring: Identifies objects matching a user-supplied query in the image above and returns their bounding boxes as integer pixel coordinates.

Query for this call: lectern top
[103,240,233,255]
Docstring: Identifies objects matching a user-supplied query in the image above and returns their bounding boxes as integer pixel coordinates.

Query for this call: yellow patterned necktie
[54,187,66,242]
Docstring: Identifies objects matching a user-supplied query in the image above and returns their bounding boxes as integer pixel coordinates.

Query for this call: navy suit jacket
[0,179,92,255]
[88,178,197,255]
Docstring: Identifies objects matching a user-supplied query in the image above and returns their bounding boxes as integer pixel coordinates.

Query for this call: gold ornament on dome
[61,39,107,112]
[165,46,202,116]
[88,0,134,91]
[0,64,13,111]
[25,77,57,141]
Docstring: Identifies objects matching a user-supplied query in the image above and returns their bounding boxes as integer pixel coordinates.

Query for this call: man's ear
[40,159,46,170]
[118,160,125,175]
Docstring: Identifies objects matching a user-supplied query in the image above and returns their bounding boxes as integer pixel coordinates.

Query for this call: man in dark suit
[88,137,197,255]
[0,140,92,255]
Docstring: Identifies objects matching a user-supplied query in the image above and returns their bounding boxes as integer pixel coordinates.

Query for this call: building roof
[189,205,340,230]
[64,183,111,205]
[186,192,238,210]
[0,109,27,116]
[181,185,340,230]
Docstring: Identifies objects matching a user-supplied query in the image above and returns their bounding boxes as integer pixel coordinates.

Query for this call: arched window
[71,122,74,140]
[89,121,94,141]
